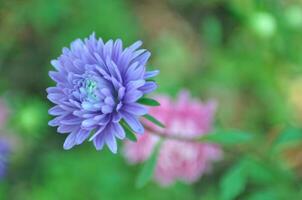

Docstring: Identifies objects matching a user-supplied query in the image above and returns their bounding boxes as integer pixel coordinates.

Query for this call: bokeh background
[1,0,302,199]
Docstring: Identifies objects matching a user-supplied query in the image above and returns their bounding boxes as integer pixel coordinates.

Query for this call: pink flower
[123,91,222,186]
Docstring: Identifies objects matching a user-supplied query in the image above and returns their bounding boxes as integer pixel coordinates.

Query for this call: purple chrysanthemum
[47,33,159,153]
[0,138,10,179]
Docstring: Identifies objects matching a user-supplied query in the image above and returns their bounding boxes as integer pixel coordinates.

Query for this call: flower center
[85,79,98,99]
[77,77,99,102]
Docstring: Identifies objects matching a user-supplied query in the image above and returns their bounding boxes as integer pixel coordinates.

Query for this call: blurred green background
[1,0,302,199]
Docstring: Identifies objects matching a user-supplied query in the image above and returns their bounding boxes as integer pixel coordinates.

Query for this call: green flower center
[84,79,98,101]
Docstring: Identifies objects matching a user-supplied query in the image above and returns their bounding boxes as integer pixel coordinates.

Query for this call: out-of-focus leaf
[137,98,160,106]
[245,189,278,200]
[120,120,137,142]
[199,130,254,145]
[273,127,302,148]
[285,5,302,29]
[201,15,222,46]
[28,0,68,31]
[143,114,165,128]
[220,161,247,200]
[14,98,49,137]
[136,140,162,188]
[243,157,275,184]
[152,35,194,96]
[249,12,277,38]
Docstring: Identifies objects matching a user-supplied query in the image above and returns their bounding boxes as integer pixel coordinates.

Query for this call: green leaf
[143,114,165,128]
[273,127,302,147]
[137,97,160,106]
[245,189,278,200]
[220,161,247,200]
[199,130,254,145]
[120,120,137,142]
[242,157,275,184]
[136,140,162,188]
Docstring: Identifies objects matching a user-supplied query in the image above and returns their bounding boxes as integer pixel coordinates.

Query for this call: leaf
[245,189,277,200]
[120,120,137,142]
[242,157,275,184]
[143,114,165,128]
[273,127,302,147]
[136,140,162,188]
[137,98,160,106]
[199,130,254,145]
[220,161,247,200]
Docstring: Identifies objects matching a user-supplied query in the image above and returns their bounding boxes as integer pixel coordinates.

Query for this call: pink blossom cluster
[123,91,222,186]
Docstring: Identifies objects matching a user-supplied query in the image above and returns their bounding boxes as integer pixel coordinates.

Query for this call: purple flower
[47,33,159,153]
[0,138,10,179]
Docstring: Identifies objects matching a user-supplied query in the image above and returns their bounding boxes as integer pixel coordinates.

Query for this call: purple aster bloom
[0,138,10,179]
[47,33,159,153]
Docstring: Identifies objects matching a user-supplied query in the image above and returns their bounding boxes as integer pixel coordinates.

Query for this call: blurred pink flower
[123,91,222,186]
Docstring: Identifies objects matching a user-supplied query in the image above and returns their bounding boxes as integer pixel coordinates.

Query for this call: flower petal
[89,125,107,141]
[48,117,61,127]
[81,118,97,129]
[58,125,76,134]
[121,111,144,134]
[63,131,78,150]
[75,129,90,145]
[93,133,105,150]
[123,103,148,116]
[124,90,143,103]
[144,70,159,79]
[105,132,117,153]
[139,81,157,94]
[112,123,125,139]
[128,40,142,51]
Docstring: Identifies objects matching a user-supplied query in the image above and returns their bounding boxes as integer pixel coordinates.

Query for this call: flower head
[123,91,222,186]
[47,33,159,153]
[0,137,10,179]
